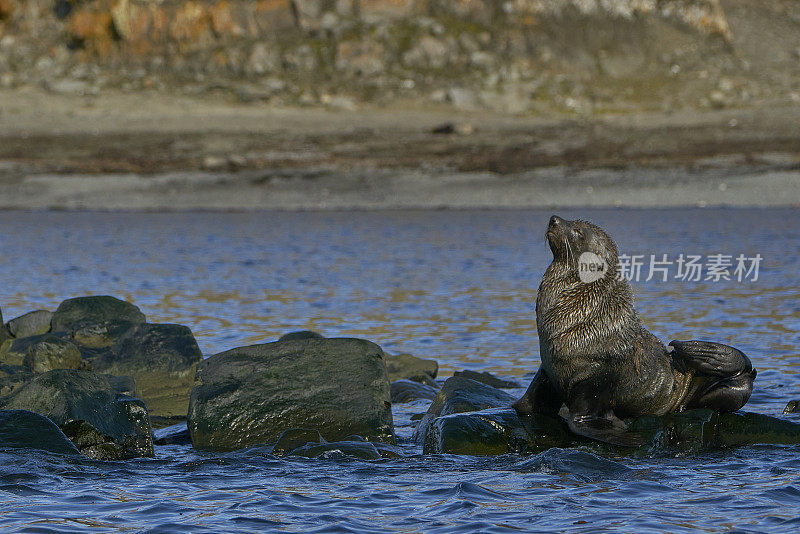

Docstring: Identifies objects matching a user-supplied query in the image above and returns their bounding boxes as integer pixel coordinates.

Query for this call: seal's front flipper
[669,340,753,377]
[513,367,563,417]
[564,412,645,448]
[694,369,757,412]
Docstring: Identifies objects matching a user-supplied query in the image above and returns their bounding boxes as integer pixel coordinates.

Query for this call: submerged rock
[81,322,203,418]
[391,379,438,403]
[272,428,326,456]
[384,352,438,383]
[784,400,798,414]
[50,296,146,333]
[453,370,521,389]
[0,369,154,459]
[0,409,81,455]
[288,441,382,460]
[413,377,514,444]
[6,310,53,339]
[424,407,573,455]
[188,338,394,452]
[278,330,324,342]
[23,335,85,373]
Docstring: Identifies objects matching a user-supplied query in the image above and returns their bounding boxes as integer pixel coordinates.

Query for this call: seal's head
[546,215,618,279]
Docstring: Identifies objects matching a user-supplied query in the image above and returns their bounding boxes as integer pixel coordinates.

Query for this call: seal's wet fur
[514,216,756,445]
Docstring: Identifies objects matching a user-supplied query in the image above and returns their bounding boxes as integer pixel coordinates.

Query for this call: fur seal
[513,215,756,445]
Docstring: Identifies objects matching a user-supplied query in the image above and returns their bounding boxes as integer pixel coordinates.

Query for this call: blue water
[1,208,799,532]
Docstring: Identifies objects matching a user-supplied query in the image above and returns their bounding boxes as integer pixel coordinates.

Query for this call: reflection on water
[0,208,799,532]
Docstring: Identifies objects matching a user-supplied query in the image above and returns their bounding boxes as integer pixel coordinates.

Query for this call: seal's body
[514,216,756,445]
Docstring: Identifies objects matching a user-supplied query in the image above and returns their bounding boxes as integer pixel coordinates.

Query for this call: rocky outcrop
[80,322,204,418]
[188,337,394,451]
[22,335,85,373]
[0,369,154,459]
[0,409,81,455]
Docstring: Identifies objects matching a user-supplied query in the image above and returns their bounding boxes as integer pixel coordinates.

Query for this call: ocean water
[0,208,799,532]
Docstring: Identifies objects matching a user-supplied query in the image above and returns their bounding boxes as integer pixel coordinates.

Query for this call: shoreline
[2,89,799,210]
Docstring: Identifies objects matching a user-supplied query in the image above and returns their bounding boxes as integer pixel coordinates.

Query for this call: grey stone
[384,352,438,382]
[7,310,53,339]
[23,335,84,373]
[391,379,438,403]
[51,296,146,333]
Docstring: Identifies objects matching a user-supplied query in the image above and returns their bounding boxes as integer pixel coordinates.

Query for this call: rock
[423,407,572,455]
[6,310,53,339]
[1,333,64,366]
[0,364,33,396]
[452,370,521,389]
[81,322,203,418]
[288,441,382,460]
[373,442,405,459]
[72,319,137,349]
[391,379,438,403]
[0,369,154,459]
[50,296,146,333]
[188,337,394,451]
[278,330,324,342]
[783,400,798,414]
[413,376,514,444]
[153,423,192,446]
[23,335,85,373]
[0,410,81,455]
[272,428,326,456]
[245,42,279,76]
[446,87,479,110]
[402,36,452,70]
[384,352,438,383]
[424,406,800,456]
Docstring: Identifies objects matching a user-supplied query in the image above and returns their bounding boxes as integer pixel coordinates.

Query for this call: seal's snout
[549,215,563,228]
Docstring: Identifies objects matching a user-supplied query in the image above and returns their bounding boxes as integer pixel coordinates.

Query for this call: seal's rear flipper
[669,340,753,377]
[513,367,563,417]
[564,413,645,448]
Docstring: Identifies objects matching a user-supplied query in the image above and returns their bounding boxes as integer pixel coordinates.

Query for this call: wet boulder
[188,337,394,452]
[81,322,203,418]
[0,369,154,459]
[423,407,574,455]
[412,377,514,444]
[0,409,81,455]
[385,352,438,383]
[278,330,324,342]
[0,306,9,345]
[272,428,326,456]
[50,295,146,333]
[6,310,53,339]
[288,440,382,460]
[453,370,521,389]
[391,379,438,403]
[784,401,798,414]
[22,335,85,373]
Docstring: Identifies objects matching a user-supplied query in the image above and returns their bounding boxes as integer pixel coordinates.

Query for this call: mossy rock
[384,352,438,383]
[23,335,84,373]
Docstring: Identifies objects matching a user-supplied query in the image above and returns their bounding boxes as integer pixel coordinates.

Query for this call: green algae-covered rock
[188,337,394,452]
[0,409,81,455]
[82,322,203,419]
[6,310,53,339]
[384,353,438,383]
[0,369,153,459]
[413,376,514,444]
[23,335,84,373]
[50,296,146,333]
